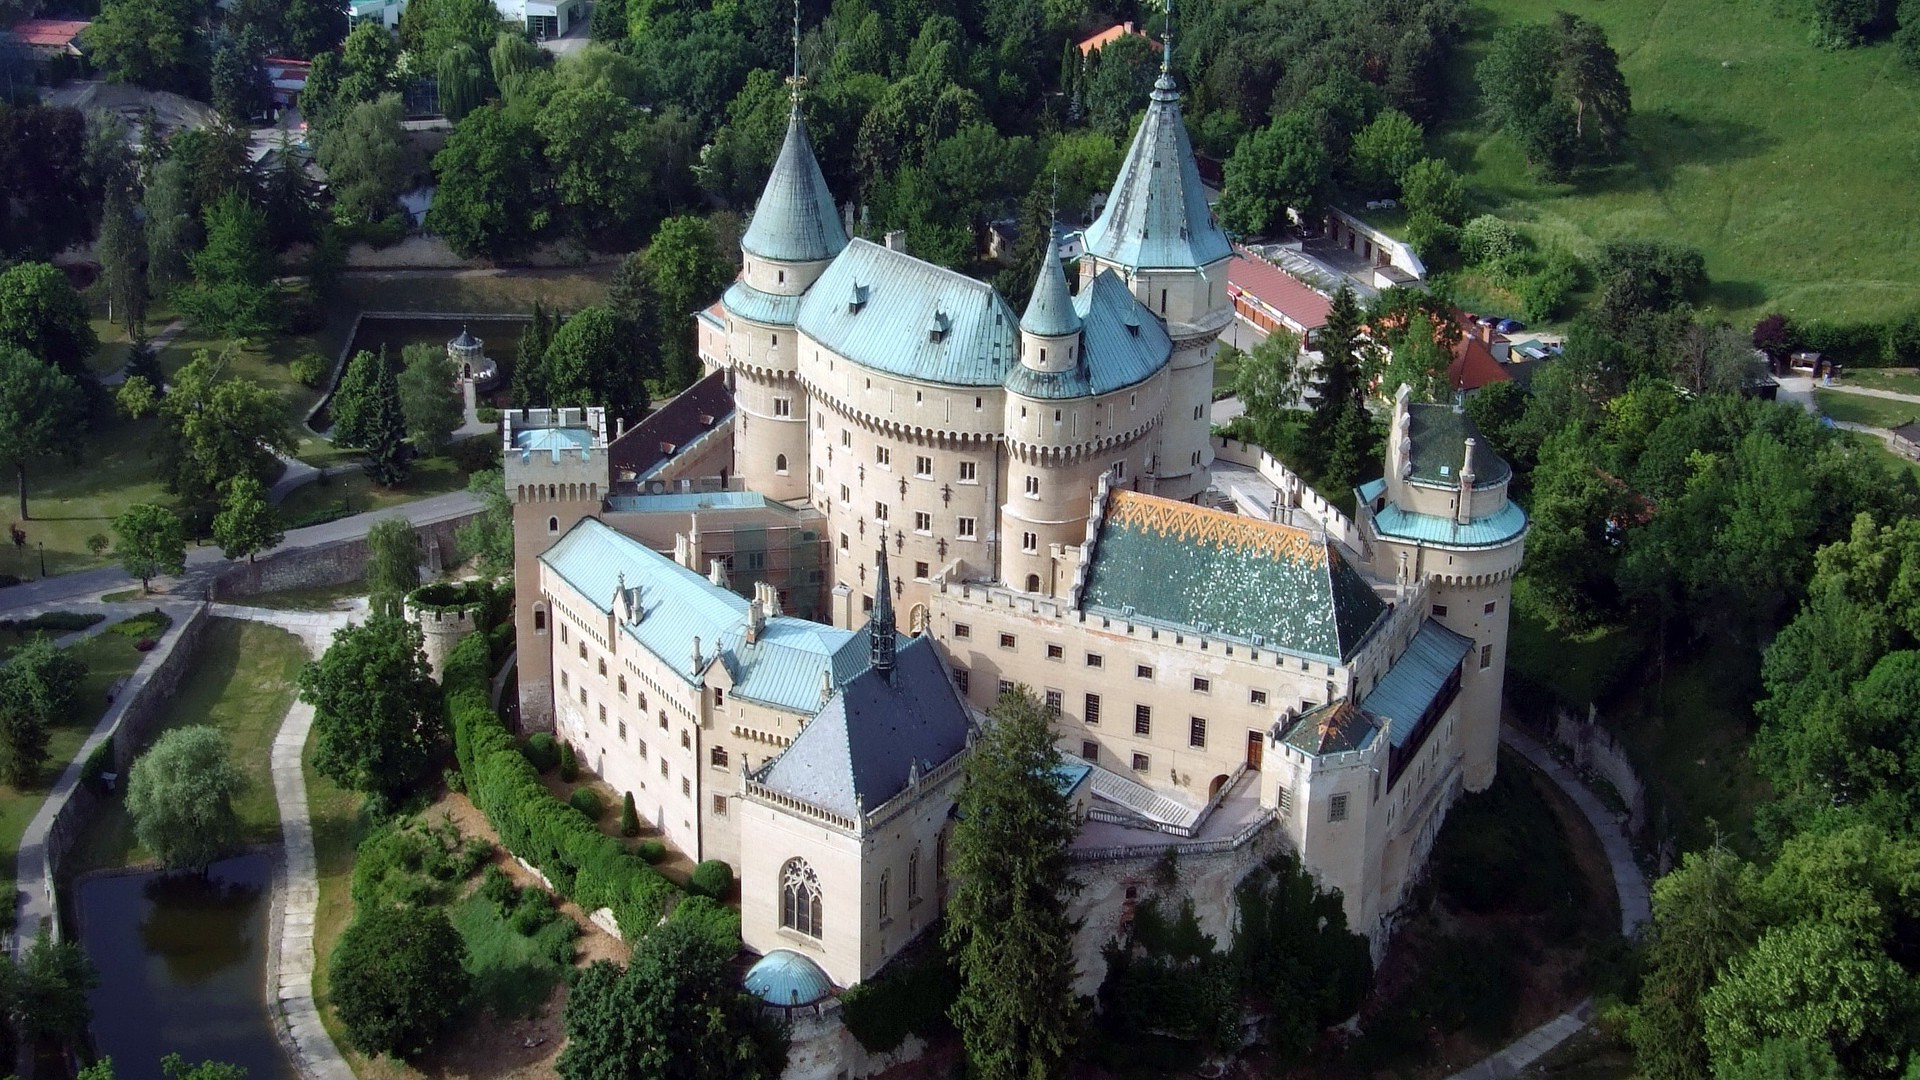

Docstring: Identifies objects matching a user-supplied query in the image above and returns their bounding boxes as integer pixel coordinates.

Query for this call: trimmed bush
[0,611,103,634]
[523,732,559,772]
[442,633,679,939]
[689,860,732,900]
[558,741,577,782]
[636,840,665,864]
[620,791,639,837]
[330,906,471,1059]
[569,787,602,819]
[670,895,741,954]
[109,609,171,639]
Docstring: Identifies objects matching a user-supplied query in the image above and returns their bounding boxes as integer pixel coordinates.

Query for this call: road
[0,489,480,615]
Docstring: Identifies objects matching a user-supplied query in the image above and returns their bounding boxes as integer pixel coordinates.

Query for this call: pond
[75,852,296,1079]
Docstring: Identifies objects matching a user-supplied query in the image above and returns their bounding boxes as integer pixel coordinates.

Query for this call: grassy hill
[1435,0,1920,325]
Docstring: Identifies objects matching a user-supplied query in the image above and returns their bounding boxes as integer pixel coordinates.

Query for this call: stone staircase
[1086,762,1203,833]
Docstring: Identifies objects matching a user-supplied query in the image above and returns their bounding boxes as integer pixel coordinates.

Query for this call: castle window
[775,453,789,473]
[958,462,977,483]
[1250,688,1268,705]
[781,858,823,938]
[1159,289,1167,314]
[1022,532,1038,553]
[1485,601,1497,615]
[954,669,969,694]
[914,511,932,534]
[915,455,933,478]
[908,850,920,903]
[578,642,587,660]
[840,532,849,550]
[841,430,851,448]
[660,710,669,730]
[875,501,889,521]
[597,658,606,677]
[638,691,647,711]
[1039,347,1047,363]
[1195,405,1203,420]
[953,623,971,639]
[1432,605,1449,617]
[914,561,929,579]
[713,687,724,707]
[1026,573,1041,592]
[1137,664,1153,679]
[875,446,890,467]
[1330,794,1349,822]
[1084,693,1101,725]
[957,517,977,539]
[999,633,1016,650]
[936,830,949,881]
[777,269,784,284]
[1189,717,1207,748]
[1131,752,1150,772]
[660,760,669,778]
[618,675,627,696]
[579,688,587,707]
[1046,643,1063,660]
[681,730,692,749]
[598,704,606,723]
[548,516,559,533]
[713,794,728,815]
[557,625,567,646]
[878,870,891,922]
[1024,476,1040,498]
[998,679,1014,696]
[560,671,568,689]
[771,334,779,347]
[1480,644,1493,670]
[533,606,547,634]
[1134,705,1151,735]
[1053,409,1062,423]
[711,746,728,769]
[773,397,791,417]
[1082,740,1098,762]
[682,777,690,797]
[1044,688,1062,717]
[840,485,850,502]
[1086,653,1103,668]
[1191,450,1202,466]
[1112,461,1125,480]
[1192,677,1210,694]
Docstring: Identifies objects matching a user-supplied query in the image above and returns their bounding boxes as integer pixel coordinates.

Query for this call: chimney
[1477,321,1493,345]
[1456,438,1477,525]
[746,598,766,643]
[615,416,625,438]
[709,558,730,589]
[884,230,907,253]
[754,580,782,617]
[691,636,702,675]
[820,668,835,705]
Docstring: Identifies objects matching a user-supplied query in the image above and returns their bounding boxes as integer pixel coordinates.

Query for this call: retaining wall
[208,513,476,600]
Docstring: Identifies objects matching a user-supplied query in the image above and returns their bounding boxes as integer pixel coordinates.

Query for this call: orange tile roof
[1226,246,1332,332]
[1448,313,1511,391]
[9,18,89,48]
[1076,21,1161,56]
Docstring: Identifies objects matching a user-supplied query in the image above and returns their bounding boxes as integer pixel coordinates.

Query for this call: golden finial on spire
[788,0,806,111]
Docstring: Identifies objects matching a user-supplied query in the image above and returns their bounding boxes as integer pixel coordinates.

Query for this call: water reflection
[77,853,295,1080]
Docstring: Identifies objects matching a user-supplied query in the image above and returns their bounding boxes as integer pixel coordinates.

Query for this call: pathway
[1501,723,1650,936]
[1445,1000,1594,1080]
[99,319,188,388]
[1820,382,1920,405]
[210,602,358,1080]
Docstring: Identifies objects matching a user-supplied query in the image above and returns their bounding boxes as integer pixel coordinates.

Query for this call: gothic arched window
[781,858,823,938]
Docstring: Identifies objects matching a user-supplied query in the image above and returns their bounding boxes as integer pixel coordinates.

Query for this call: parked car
[1496,318,1526,334]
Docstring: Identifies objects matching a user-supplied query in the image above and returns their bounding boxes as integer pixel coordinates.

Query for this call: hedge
[1789,312,1920,368]
[443,632,677,938]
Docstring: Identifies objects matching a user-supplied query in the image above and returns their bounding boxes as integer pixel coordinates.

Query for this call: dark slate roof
[755,635,972,818]
[1003,270,1172,401]
[1080,491,1388,662]
[740,111,848,264]
[1283,701,1377,755]
[1406,405,1511,488]
[607,369,733,481]
[1081,71,1232,271]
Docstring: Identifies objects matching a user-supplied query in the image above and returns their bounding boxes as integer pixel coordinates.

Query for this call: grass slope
[1814,387,1920,428]
[1440,0,1920,324]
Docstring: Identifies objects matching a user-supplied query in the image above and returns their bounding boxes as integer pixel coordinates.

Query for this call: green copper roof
[1406,405,1511,488]
[722,280,804,327]
[1371,500,1528,549]
[1082,72,1232,272]
[740,111,848,265]
[1004,269,1172,401]
[1081,491,1388,662]
[1359,619,1472,748]
[1020,253,1082,337]
[796,239,1018,387]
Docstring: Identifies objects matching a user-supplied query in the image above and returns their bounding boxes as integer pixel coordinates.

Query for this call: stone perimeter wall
[29,604,212,942]
[209,513,477,600]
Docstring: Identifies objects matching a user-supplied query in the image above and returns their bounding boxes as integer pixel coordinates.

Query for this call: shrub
[670,895,741,953]
[82,739,115,785]
[523,732,559,772]
[510,889,556,935]
[620,792,639,837]
[636,840,665,864]
[290,354,329,388]
[330,906,471,1059]
[450,434,501,472]
[109,609,171,638]
[443,766,466,793]
[0,611,104,634]
[841,947,959,1053]
[688,859,731,900]
[86,534,109,557]
[558,741,577,782]
[569,787,602,819]
[1460,215,1523,268]
[475,406,501,423]
[1520,249,1583,324]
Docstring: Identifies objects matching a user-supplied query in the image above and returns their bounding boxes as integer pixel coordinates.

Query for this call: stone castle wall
[209,513,476,600]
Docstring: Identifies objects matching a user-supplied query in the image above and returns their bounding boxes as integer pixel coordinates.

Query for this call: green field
[1843,368,1920,396]
[1440,0,1920,324]
[1815,388,1920,429]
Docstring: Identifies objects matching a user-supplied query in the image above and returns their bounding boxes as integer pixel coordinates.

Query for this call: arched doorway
[1208,774,1230,798]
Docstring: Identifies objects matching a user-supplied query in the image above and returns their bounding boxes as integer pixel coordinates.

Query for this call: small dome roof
[744,949,833,1007]
[450,326,482,350]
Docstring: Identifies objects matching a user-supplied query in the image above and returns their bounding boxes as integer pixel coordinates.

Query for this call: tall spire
[788,0,803,114]
[1160,0,1174,83]
[869,536,895,675]
[740,3,848,266]
[1020,240,1082,341]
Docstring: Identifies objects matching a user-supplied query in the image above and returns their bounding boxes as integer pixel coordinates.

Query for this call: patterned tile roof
[1406,405,1511,487]
[722,279,805,327]
[1003,270,1172,401]
[1082,73,1232,272]
[1283,701,1377,755]
[1359,619,1473,747]
[740,111,848,264]
[755,635,972,818]
[539,519,865,715]
[1080,491,1388,661]
[796,239,1018,387]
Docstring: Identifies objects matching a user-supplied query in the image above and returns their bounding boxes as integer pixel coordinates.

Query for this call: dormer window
[848,283,869,313]
[929,310,951,343]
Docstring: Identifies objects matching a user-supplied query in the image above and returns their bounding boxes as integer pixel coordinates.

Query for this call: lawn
[277,456,474,526]
[1840,368,1920,397]
[64,617,309,875]
[0,627,152,894]
[305,721,365,1068]
[1437,0,1920,324]
[1841,429,1920,482]
[1814,388,1920,429]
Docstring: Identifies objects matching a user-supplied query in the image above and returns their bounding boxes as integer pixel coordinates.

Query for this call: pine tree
[1303,284,1373,482]
[98,189,148,336]
[944,687,1083,1080]
[361,351,410,486]
[513,302,555,407]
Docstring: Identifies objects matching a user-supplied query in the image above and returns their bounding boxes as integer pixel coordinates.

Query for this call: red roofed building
[1226,246,1332,346]
[1449,314,1512,393]
[6,18,88,58]
[1076,21,1160,56]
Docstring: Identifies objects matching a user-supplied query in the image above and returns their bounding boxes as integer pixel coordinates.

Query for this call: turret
[1018,251,1083,374]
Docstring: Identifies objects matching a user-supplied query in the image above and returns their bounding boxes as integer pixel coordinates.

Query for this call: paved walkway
[99,319,188,387]
[210,603,357,1080]
[1821,382,1920,405]
[1446,1000,1594,1080]
[1501,724,1651,936]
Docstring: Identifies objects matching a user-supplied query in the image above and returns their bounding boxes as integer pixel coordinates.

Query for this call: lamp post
[38,541,45,578]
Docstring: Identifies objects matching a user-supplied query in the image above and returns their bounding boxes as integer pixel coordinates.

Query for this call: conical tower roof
[740,109,849,264]
[869,538,895,674]
[1082,57,1231,271]
[1020,246,1082,338]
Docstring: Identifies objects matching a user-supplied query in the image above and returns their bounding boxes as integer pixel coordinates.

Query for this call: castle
[502,31,1527,1050]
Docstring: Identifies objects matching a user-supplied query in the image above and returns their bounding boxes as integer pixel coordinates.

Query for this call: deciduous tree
[1219,109,1329,237]
[315,94,414,226]
[153,350,296,507]
[643,215,732,391]
[0,636,85,786]
[944,687,1081,1080]
[0,261,98,382]
[426,105,548,260]
[98,189,149,336]
[127,725,249,871]
[112,503,186,593]
[543,307,649,423]
[298,613,441,798]
[1347,108,1424,196]
[211,474,284,562]
[364,518,421,616]
[397,343,463,457]
[4,929,99,1044]
[454,469,513,576]
[329,906,470,1059]
[0,347,86,521]
[82,0,206,97]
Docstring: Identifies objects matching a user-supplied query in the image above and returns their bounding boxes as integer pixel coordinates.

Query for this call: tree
[144,157,199,302]
[398,0,501,70]
[153,350,296,508]
[178,193,279,338]
[512,302,557,407]
[0,636,85,786]
[454,469,513,575]
[364,518,422,617]
[0,104,95,259]
[126,726,249,871]
[82,0,206,96]
[1477,22,1578,176]
[544,307,649,423]
[332,348,410,484]
[84,1055,251,1080]
[1083,34,1158,139]
[1231,329,1305,453]
[535,85,652,245]
[5,929,99,1044]
[212,474,284,562]
[1219,110,1330,237]
[643,215,733,391]
[397,344,463,457]
[1626,842,1762,1080]
[334,19,401,115]
[315,94,413,226]
[1553,14,1631,150]
[0,261,98,382]
[1348,108,1425,196]
[112,503,186,593]
[944,687,1081,1080]
[1300,285,1377,491]
[0,347,85,521]
[557,918,787,1080]
[437,42,488,123]
[98,189,148,336]
[329,906,471,1059]
[1399,157,1467,263]
[426,105,548,260]
[299,613,441,798]
[210,32,268,125]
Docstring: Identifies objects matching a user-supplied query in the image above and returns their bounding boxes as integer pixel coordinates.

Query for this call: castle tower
[1003,252,1090,595]
[1357,387,1528,791]
[503,406,613,731]
[1079,4,1233,504]
[727,56,848,503]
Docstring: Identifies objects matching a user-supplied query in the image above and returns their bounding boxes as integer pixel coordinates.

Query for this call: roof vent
[848,283,869,313]
[929,310,951,343]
